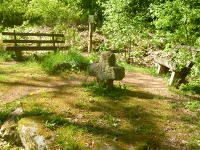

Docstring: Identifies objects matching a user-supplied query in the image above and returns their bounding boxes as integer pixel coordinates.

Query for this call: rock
[88,51,125,88]
[18,117,54,150]
[0,118,21,145]
[0,107,24,145]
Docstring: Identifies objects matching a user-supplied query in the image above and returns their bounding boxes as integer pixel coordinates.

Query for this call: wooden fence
[2,31,67,51]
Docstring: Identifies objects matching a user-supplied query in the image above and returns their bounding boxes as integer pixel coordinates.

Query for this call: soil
[123,72,189,102]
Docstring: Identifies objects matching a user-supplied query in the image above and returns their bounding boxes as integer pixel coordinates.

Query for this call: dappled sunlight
[0,61,199,150]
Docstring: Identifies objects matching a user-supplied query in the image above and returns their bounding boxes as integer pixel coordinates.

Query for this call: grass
[188,134,200,150]
[0,80,169,149]
[0,50,13,62]
[119,61,157,75]
[41,50,90,74]
[0,57,199,150]
[180,80,200,94]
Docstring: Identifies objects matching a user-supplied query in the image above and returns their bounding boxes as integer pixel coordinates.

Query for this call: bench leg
[157,64,169,74]
[15,51,23,61]
[169,67,192,87]
[169,71,182,87]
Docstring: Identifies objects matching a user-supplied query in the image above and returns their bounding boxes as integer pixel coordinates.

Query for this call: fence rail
[2,32,64,37]
[3,40,65,44]
[2,31,67,52]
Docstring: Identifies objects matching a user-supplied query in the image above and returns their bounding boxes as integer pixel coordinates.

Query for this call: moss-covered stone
[18,117,53,150]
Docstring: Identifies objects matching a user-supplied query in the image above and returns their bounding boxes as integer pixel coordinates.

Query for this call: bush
[180,80,200,94]
[0,0,28,27]
[0,50,13,62]
[41,50,89,74]
[25,0,82,26]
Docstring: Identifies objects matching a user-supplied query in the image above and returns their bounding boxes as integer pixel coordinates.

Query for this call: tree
[150,0,200,46]
[0,0,29,27]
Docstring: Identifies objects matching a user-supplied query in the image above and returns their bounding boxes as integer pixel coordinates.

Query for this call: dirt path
[0,64,190,104]
[0,62,84,104]
[122,72,189,102]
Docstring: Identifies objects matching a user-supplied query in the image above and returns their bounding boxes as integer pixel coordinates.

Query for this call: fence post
[52,34,56,53]
[88,15,94,53]
[14,30,22,60]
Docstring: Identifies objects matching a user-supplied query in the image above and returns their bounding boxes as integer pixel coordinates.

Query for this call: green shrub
[0,50,13,62]
[180,81,200,94]
[183,101,200,111]
[41,50,89,74]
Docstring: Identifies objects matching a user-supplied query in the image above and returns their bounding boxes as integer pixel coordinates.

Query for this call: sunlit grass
[0,59,199,150]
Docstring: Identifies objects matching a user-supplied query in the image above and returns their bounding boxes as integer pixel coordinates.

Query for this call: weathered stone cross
[88,51,125,88]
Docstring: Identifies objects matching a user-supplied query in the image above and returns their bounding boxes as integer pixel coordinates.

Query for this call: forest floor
[0,61,199,150]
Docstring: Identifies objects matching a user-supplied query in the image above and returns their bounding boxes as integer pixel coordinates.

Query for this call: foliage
[0,50,13,62]
[180,80,200,94]
[41,50,89,74]
[101,0,163,49]
[183,101,200,111]
[25,0,82,26]
[0,0,27,27]
[150,0,200,46]
[119,61,157,75]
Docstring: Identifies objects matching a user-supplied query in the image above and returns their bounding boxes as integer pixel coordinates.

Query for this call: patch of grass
[184,101,200,111]
[74,101,91,110]
[180,115,200,128]
[44,114,68,130]
[169,86,200,101]
[119,61,157,76]
[187,134,200,150]
[180,80,200,94]
[55,125,88,150]
[41,50,90,74]
[0,50,13,62]
[0,101,20,124]
[23,60,41,68]
[0,74,9,82]
[83,81,128,100]
[103,114,121,127]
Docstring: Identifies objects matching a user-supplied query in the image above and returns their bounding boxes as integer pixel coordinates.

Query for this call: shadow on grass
[13,106,163,150]
[0,85,177,150]
[82,81,164,100]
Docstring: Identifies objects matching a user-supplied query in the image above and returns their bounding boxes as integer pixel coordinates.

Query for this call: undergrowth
[82,81,128,100]
[41,50,89,74]
[0,50,13,62]
[180,80,200,94]
[119,61,157,76]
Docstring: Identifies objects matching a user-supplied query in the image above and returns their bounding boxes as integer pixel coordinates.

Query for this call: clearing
[0,61,199,150]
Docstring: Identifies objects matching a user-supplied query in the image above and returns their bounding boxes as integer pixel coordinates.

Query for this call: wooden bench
[155,57,194,87]
[154,46,200,87]
[2,31,68,59]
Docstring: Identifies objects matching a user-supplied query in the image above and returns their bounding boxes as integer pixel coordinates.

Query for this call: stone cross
[88,51,125,88]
